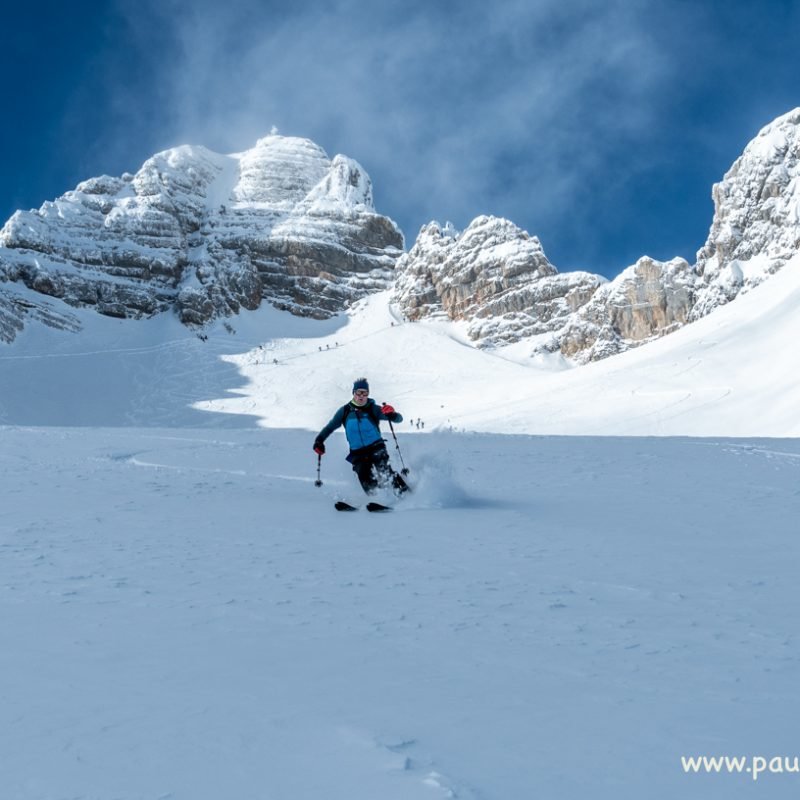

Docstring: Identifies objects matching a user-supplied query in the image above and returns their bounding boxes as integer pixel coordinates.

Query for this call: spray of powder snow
[394,451,475,510]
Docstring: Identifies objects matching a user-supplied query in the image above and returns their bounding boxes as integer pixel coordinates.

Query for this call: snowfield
[195,253,800,438]
[2,427,799,799]
[1,256,799,799]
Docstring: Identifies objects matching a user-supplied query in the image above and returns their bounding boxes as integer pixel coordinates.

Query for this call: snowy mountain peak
[691,106,800,318]
[742,106,800,160]
[393,108,800,362]
[392,214,603,346]
[0,135,403,340]
[2,108,800,366]
[393,211,701,362]
[232,135,330,206]
[301,154,375,213]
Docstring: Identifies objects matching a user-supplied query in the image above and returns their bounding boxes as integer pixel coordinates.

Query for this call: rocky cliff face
[548,256,697,362]
[391,218,696,362]
[0,286,82,344]
[690,107,800,319]
[392,108,800,363]
[392,217,605,348]
[2,109,798,359]
[0,135,403,342]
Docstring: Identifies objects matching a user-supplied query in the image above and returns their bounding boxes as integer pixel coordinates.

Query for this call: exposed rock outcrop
[0,135,403,341]
[2,108,799,360]
[393,108,800,362]
[0,285,82,344]
[548,256,697,362]
[691,107,800,319]
[392,217,604,347]
[391,218,692,362]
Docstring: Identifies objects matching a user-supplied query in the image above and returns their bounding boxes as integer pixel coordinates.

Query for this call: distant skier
[313,378,409,496]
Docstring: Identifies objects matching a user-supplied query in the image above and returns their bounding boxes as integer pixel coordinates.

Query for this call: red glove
[313,440,325,455]
[381,404,395,416]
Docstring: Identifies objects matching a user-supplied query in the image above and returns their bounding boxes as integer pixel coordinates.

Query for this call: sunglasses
[354,390,369,397]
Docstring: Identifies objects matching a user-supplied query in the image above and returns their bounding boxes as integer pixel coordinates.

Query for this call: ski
[334,500,392,512]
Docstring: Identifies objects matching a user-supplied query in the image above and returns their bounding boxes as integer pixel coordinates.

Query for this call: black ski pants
[348,441,408,495]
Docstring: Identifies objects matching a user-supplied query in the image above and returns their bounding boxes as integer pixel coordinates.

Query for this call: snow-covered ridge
[196,250,800,438]
[691,107,800,316]
[391,217,605,349]
[393,108,800,362]
[0,135,403,341]
[391,216,698,363]
[2,109,799,363]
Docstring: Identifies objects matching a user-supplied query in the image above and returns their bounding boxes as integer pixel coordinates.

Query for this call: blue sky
[2,0,798,278]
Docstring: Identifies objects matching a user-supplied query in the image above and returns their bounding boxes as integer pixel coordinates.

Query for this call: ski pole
[383,407,409,476]
[314,453,323,487]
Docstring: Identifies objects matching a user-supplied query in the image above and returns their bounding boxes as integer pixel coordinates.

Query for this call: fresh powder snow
[197,252,800,438]
[1,253,799,798]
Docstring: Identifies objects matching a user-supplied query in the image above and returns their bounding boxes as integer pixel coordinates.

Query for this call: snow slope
[0,287,343,428]
[198,253,800,438]
[2,427,799,800]
[1,231,799,800]
[1,248,796,437]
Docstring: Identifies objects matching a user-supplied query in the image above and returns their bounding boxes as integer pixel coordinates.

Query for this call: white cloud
[99,0,677,255]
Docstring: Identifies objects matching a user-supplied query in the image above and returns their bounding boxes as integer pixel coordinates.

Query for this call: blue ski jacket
[316,398,403,452]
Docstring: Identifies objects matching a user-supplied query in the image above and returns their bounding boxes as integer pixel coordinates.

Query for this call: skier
[313,378,409,496]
